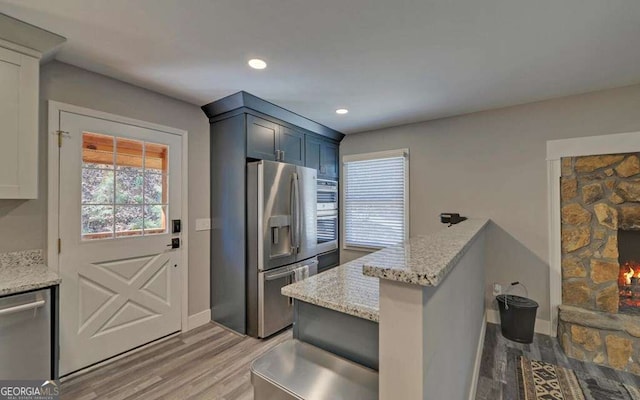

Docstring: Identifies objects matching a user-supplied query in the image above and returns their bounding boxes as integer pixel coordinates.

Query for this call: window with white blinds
[343,149,409,249]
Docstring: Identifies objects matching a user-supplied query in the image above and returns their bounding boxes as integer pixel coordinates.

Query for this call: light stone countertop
[282,219,489,321]
[0,249,61,296]
[282,253,381,322]
[362,218,490,286]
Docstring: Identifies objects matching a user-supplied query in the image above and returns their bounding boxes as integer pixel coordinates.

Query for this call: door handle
[265,269,296,281]
[288,274,294,306]
[280,150,285,160]
[166,238,180,249]
[290,173,299,253]
[292,173,300,252]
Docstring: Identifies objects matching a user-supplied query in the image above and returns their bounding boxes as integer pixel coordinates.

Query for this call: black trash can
[496,294,539,344]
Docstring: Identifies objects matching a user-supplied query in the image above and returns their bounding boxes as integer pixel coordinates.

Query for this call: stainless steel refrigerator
[247,160,319,338]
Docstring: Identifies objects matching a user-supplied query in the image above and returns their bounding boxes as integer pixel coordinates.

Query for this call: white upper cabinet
[0,14,65,199]
[0,45,39,199]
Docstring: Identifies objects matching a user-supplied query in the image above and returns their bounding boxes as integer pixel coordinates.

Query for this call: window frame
[80,132,170,241]
[342,148,409,251]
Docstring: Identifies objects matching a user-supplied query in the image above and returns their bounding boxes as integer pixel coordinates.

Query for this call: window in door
[81,132,169,240]
[343,149,409,250]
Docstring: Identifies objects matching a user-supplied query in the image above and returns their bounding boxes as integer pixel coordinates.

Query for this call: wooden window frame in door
[46,101,190,333]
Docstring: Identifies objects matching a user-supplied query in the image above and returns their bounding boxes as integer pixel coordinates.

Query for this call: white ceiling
[1,0,640,134]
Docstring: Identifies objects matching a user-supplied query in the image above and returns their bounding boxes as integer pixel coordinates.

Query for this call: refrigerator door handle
[264,269,296,281]
[290,173,298,253]
[293,173,301,253]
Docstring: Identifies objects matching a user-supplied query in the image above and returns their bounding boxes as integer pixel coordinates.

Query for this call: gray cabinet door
[320,140,339,178]
[305,135,338,178]
[247,114,278,161]
[279,126,305,166]
[305,135,322,172]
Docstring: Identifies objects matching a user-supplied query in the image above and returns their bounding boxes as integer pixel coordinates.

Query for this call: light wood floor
[64,321,640,399]
[61,323,291,400]
[475,323,640,400]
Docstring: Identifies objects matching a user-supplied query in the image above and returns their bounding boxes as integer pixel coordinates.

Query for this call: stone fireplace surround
[557,152,640,374]
[547,132,640,374]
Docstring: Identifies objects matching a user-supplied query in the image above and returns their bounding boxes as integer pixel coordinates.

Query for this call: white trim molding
[468,312,488,400]
[188,309,212,331]
[546,130,640,337]
[341,148,410,251]
[47,100,191,332]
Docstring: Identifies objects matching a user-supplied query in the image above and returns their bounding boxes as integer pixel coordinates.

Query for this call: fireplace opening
[618,229,640,315]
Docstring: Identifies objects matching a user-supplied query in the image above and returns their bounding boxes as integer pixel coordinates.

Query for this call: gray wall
[341,83,640,321]
[422,231,485,399]
[0,61,210,316]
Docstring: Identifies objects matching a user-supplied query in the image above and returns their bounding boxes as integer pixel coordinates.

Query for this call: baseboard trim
[486,309,552,336]
[187,309,211,331]
[60,330,180,381]
[468,310,488,400]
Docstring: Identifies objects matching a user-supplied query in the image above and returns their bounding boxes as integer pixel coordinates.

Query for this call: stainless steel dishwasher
[0,289,52,379]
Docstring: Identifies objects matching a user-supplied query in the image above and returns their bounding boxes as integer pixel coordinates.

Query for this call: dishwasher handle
[0,297,45,316]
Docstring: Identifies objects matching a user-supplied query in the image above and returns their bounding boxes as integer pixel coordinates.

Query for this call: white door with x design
[57,110,182,376]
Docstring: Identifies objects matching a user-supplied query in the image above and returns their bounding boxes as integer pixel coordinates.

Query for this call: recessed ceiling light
[336,108,349,115]
[248,58,267,70]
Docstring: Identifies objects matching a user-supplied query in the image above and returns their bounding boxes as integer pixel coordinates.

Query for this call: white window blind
[343,149,408,249]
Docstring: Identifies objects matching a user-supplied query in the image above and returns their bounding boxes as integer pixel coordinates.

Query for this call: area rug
[517,356,640,400]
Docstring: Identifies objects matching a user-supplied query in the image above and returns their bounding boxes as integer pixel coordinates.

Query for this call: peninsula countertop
[362,218,489,286]
[282,219,490,322]
[282,253,381,322]
[0,249,61,296]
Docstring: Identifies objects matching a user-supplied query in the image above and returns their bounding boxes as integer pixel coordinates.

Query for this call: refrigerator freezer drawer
[0,289,52,380]
[258,259,318,338]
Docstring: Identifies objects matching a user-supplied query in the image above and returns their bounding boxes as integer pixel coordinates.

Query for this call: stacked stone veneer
[558,152,640,375]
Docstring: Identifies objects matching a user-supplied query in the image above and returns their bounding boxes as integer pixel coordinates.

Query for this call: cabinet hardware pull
[0,297,45,316]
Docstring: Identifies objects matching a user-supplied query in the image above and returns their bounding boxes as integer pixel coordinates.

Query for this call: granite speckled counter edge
[362,218,490,287]
[282,256,381,323]
[0,249,61,296]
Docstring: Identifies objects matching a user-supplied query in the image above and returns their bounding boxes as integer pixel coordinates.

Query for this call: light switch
[195,218,211,231]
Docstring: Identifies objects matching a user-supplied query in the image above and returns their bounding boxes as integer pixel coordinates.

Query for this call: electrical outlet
[493,283,502,296]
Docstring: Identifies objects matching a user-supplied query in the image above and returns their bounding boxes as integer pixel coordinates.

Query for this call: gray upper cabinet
[320,140,338,178]
[306,136,338,179]
[247,115,305,166]
[279,126,305,166]
[247,114,279,161]
[305,136,322,173]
